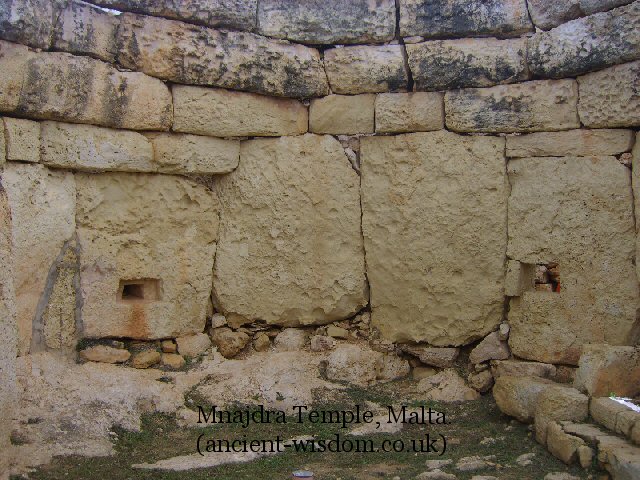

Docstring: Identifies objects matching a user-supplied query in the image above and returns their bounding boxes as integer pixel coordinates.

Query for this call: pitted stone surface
[361,131,506,345]
[375,92,444,133]
[0,0,55,49]
[213,134,367,327]
[117,13,328,98]
[77,173,219,340]
[399,0,533,39]
[257,0,396,45]
[528,2,640,78]
[527,1,635,30]
[507,157,639,364]
[407,37,527,91]
[506,129,635,157]
[309,95,375,135]
[324,45,408,94]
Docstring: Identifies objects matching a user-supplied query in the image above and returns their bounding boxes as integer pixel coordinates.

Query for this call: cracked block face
[507,157,640,364]
[76,172,219,339]
[361,131,507,346]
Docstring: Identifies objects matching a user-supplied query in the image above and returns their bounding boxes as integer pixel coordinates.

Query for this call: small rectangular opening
[534,263,560,293]
[118,279,160,303]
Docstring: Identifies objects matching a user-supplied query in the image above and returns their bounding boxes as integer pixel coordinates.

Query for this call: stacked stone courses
[1,1,640,474]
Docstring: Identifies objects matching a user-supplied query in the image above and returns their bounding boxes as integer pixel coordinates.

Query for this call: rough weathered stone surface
[309,95,375,135]
[0,40,172,130]
[526,0,583,30]
[273,328,308,352]
[90,0,257,30]
[469,370,494,393]
[534,386,589,445]
[400,345,460,368]
[361,131,506,345]
[132,350,161,369]
[147,133,239,175]
[213,135,367,327]
[210,327,250,358]
[3,117,40,162]
[176,333,211,358]
[578,60,640,128]
[491,360,556,379]
[528,2,640,78]
[581,0,635,14]
[310,335,335,352]
[506,129,635,158]
[574,344,640,397]
[546,422,586,464]
[0,122,5,166]
[399,0,533,38]
[493,375,555,423]
[79,345,131,364]
[161,353,185,369]
[77,173,218,340]
[507,157,639,365]
[117,13,328,98]
[0,182,16,479]
[53,1,119,62]
[257,0,395,44]
[504,260,535,297]
[375,92,444,134]
[445,80,580,133]
[407,37,527,91]
[172,86,307,137]
[633,133,640,287]
[0,0,55,49]
[41,121,155,172]
[2,163,75,356]
[324,45,408,94]
[326,344,383,387]
[252,333,270,352]
[417,369,480,402]
[469,332,510,364]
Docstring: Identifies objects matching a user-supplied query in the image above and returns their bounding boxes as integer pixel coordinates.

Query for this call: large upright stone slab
[361,131,507,345]
[213,134,367,327]
[407,37,528,91]
[508,157,639,365]
[0,0,55,49]
[528,2,640,78]
[0,181,16,480]
[578,60,640,128]
[399,0,533,38]
[2,164,76,356]
[258,0,396,44]
[445,80,579,133]
[77,173,219,339]
[117,13,328,98]
[90,0,258,30]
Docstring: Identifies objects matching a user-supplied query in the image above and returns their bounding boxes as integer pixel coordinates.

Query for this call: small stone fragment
[161,353,185,369]
[79,345,131,364]
[469,332,510,364]
[418,369,480,402]
[273,329,308,352]
[400,345,460,368]
[210,313,227,329]
[326,325,349,339]
[252,333,271,352]
[326,344,384,387]
[516,452,535,466]
[309,335,336,352]
[176,333,212,358]
[210,327,249,358]
[131,350,161,369]
[468,370,494,393]
[413,366,438,380]
[161,340,177,354]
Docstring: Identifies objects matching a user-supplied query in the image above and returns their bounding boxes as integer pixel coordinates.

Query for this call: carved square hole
[118,279,160,303]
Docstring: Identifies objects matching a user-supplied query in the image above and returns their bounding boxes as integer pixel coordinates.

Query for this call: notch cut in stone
[118,279,160,303]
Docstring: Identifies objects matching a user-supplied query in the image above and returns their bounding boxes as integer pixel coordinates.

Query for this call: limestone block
[491,360,556,379]
[507,157,638,365]
[172,86,307,137]
[309,95,375,135]
[210,327,249,358]
[2,163,75,356]
[117,13,328,98]
[546,422,585,464]
[257,0,395,44]
[469,332,510,364]
[90,0,258,30]
[375,92,444,134]
[273,328,308,352]
[213,134,367,327]
[378,353,411,382]
[79,345,130,364]
[534,386,589,445]
[0,0,56,49]
[0,182,16,479]
[469,370,494,393]
[0,41,173,130]
[574,344,640,397]
[417,369,480,402]
[578,60,640,128]
[131,350,161,369]
[492,375,554,423]
[324,45,408,94]
[399,0,533,38]
[53,0,119,63]
[445,80,580,133]
[361,131,506,345]
[528,3,640,78]
[580,0,635,15]
[506,129,635,157]
[400,345,460,368]
[147,133,239,175]
[175,333,211,358]
[76,172,219,340]
[326,344,383,387]
[504,260,534,297]
[3,117,40,162]
[40,121,155,172]
[526,0,583,30]
[407,37,528,91]
[161,353,185,369]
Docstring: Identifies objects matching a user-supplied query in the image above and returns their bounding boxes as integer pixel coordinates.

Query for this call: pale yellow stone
[506,129,635,158]
[309,95,375,135]
[132,350,161,369]
[0,41,31,112]
[3,117,40,163]
[79,345,130,364]
[375,92,444,133]
[161,353,185,369]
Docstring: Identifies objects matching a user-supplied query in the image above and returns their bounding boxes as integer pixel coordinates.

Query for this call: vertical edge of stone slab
[77,173,219,340]
[445,80,580,133]
[309,95,375,135]
[0,0,57,49]
[213,134,367,327]
[0,40,33,113]
[323,45,408,95]
[407,37,528,91]
[578,60,640,128]
[257,0,396,45]
[0,119,5,167]
[634,132,640,287]
[2,163,76,356]
[399,0,533,39]
[0,178,16,480]
[361,131,507,346]
[375,92,444,134]
[172,85,308,137]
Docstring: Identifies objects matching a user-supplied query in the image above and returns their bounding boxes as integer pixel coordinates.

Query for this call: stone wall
[0,0,639,473]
